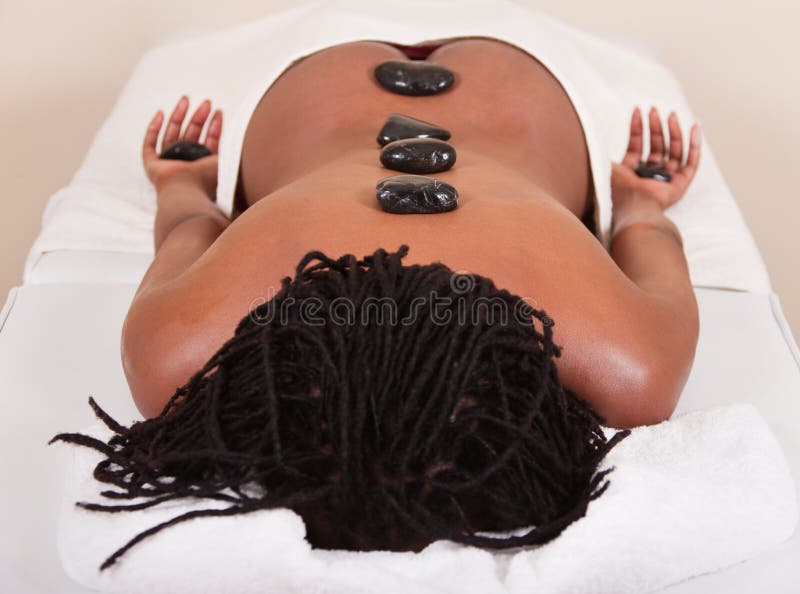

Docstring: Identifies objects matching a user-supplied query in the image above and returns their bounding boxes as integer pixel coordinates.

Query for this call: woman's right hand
[142,96,222,198]
[611,107,701,211]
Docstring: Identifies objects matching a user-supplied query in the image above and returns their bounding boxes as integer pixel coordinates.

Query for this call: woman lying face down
[51,39,701,568]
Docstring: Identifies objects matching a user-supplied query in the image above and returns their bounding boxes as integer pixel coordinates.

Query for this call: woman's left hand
[611,107,701,211]
[142,96,222,198]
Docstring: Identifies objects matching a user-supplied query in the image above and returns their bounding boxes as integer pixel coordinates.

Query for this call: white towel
[56,403,797,594]
[26,0,771,293]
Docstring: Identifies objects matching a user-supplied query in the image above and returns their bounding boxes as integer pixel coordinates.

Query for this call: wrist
[612,191,663,228]
[611,219,684,249]
[154,174,217,214]
[612,182,663,210]
[612,188,674,231]
[611,196,684,248]
[154,171,207,194]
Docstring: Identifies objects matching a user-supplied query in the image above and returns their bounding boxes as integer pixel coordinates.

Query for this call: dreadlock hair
[50,245,629,571]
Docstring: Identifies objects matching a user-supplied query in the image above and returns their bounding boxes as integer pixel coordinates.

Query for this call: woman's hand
[142,96,222,198]
[611,107,701,211]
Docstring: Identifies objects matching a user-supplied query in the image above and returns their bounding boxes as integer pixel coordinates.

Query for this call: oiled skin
[125,39,700,428]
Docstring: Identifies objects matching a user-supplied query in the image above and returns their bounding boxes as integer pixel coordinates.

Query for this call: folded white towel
[56,403,797,594]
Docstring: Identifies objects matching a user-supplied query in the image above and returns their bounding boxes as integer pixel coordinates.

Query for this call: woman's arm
[610,195,690,301]
[137,96,230,297]
[609,107,701,303]
[597,107,702,426]
[142,174,230,295]
[123,97,231,417]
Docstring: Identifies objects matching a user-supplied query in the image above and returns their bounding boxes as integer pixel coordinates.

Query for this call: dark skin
[123,39,702,428]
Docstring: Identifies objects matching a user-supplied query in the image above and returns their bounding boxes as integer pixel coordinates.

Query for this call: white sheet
[24,0,771,293]
[1,284,798,594]
[26,251,152,285]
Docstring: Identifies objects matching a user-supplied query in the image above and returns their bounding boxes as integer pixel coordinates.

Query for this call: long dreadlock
[50,245,629,570]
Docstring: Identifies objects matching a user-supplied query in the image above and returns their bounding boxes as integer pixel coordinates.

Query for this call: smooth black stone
[160,140,212,161]
[374,60,454,96]
[634,162,672,182]
[376,175,458,214]
[377,114,451,146]
[380,138,456,174]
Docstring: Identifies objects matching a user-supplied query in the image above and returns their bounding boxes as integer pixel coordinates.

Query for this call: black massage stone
[376,175,458,214]
[634,162,672,182]
[377,114,451,147]
[160,140,212,161]
[374,60,454,96]
[380,138,456,174]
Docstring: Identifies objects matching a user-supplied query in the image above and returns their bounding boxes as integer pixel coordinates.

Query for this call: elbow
[601,338,698,430]
[121,289,228,420]
[603,375,681,430]
[584,291,699,430]
[121,304,187,419]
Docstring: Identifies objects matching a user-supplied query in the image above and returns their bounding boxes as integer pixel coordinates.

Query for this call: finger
[204,109,223,154]
[647,107,667,164]
[622,107,643,167]
[184,99,211,142]
[163,96,189,147]
[669,124,702,198]
[680,124,702,181]
[666,111,683,172]
[142,110,164,163]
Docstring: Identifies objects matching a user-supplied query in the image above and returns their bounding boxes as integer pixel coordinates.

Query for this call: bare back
[126,38,699,427]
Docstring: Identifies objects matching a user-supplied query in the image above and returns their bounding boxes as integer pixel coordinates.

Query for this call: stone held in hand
[377,114,451,146]
[380,138,457,174]
[374,60,455,96]
[634,162,672,182]
[160,140,212,161]
[376,175,458,214]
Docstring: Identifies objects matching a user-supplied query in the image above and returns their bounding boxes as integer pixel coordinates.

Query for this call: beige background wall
[1,0,798,339]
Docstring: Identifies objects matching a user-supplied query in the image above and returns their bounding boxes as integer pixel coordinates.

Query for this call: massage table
[1,1,798,592]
